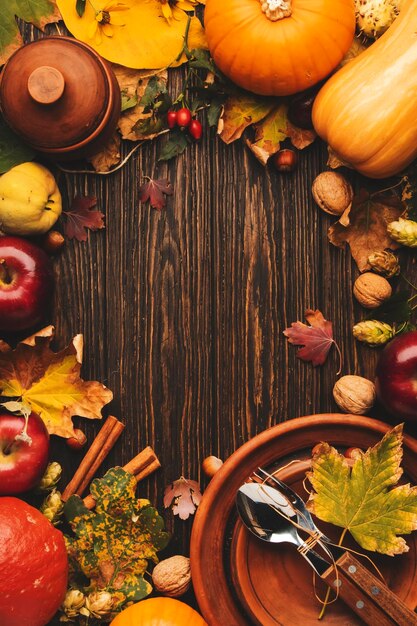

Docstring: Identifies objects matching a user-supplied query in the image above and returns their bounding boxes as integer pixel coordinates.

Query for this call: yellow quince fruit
[0,162,62,235]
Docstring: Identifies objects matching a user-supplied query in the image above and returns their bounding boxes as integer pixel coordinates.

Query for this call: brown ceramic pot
[0,36,121,160]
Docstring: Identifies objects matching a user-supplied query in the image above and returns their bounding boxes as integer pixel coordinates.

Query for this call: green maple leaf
[307,424,417,555]
[0,0,61,65]
[65,468,170,609]
[0,116,36,173]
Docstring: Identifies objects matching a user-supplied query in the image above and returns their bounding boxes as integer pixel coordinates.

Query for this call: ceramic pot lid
[0,37,111,150]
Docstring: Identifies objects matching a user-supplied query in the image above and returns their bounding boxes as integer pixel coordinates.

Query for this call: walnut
[152,555,191,597]
[312,171,353,216]
[353,272,392,308]
[333,375,376,415]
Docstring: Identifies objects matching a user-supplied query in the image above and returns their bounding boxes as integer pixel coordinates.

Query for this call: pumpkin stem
[260,0,291,20]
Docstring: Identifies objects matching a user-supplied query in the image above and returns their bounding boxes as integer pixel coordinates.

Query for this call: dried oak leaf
[113,66,168,141]
[284,309,341,370]
[65,468,170,607]
[86,131,121,172]
[328,190,403,271]
[0,333,112,438]
[307,424,417,555]
[63,196,105,242]
[139,177,173,211]
[286,121,316,150]
[218,94,275,144]
[163,476,202,520]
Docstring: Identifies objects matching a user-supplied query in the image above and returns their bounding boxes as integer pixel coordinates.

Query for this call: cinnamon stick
[83,446,160,510]
[62,416,124,502]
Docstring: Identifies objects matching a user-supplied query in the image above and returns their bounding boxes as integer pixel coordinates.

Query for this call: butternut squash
[312,0,417,179]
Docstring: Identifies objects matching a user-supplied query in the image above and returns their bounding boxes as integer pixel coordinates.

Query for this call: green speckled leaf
[64,467,170,610]
[0,0,61,65]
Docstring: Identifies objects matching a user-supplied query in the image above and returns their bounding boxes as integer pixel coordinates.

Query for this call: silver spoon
[236,482,331,574]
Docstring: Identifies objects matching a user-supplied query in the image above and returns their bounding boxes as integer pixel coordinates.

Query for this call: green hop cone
[83,591,114,620]
[40,489,64,526]
[38,461,62,492]
[367,250,400,278]
[387,218,417,248]
[61,589,86,621]
[353,320,394,346]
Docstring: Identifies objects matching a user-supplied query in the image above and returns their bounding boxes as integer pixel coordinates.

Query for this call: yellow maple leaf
[307,424,417,555]
[0,333,112,438]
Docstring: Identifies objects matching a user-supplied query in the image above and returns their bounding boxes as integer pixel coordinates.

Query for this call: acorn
[202,456,223,477]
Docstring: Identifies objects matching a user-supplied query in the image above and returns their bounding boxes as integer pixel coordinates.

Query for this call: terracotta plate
[190,414,417,626]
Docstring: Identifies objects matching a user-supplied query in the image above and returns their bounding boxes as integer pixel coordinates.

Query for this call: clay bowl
[0,37,120,160]
[230,459,417,626]
[190,414,417,626]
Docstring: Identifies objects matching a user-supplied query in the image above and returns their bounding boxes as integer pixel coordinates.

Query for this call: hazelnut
[42,230,65,254]
[66,428,87,451]
[353,273,392,308]
[152,555,191,597]
[202,455,223,477]
[312,171,353,216]
[272,149,298,173]
[333,375,376,415]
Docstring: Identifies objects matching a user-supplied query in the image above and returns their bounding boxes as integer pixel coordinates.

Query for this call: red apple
[375,330,417,420]
[0,411,49,495]
[0,236,53,332]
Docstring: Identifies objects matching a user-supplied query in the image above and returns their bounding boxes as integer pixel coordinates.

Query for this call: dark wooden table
[23,22,416,626]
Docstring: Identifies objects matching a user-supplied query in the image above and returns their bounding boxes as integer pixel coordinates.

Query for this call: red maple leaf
[63,196,105,241]
[283,309,341,371]
[163,476,202,520]
[139,177,173,211]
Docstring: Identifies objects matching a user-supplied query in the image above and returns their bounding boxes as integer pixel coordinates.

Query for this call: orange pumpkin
[110,597,208,626]
[0,497,68,626]
[204,0,356,96]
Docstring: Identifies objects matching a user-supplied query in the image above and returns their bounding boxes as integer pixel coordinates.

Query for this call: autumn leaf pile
[64,468,170,617]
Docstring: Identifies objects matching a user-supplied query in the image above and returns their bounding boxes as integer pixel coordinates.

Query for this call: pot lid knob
[27,66,65,104]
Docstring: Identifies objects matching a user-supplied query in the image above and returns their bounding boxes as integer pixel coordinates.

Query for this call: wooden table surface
[21,23,416,626]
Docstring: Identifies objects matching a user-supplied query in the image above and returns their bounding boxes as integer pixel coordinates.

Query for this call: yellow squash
[312,0,417,179]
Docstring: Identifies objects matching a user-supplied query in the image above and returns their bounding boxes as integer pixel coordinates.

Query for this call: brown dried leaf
[86,132,121,172]
[113,65,168,141]
[328,190,403,271]
[337,36,368,69]
[286,121,316,150]
[163,476,202,520]
[327,146,351,169]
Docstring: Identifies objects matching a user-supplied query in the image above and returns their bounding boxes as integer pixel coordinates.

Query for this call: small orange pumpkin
[110,597,208,626]
[204,0,356,96]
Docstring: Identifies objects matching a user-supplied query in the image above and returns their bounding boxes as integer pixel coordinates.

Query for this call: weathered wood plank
[14,23,417,625]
